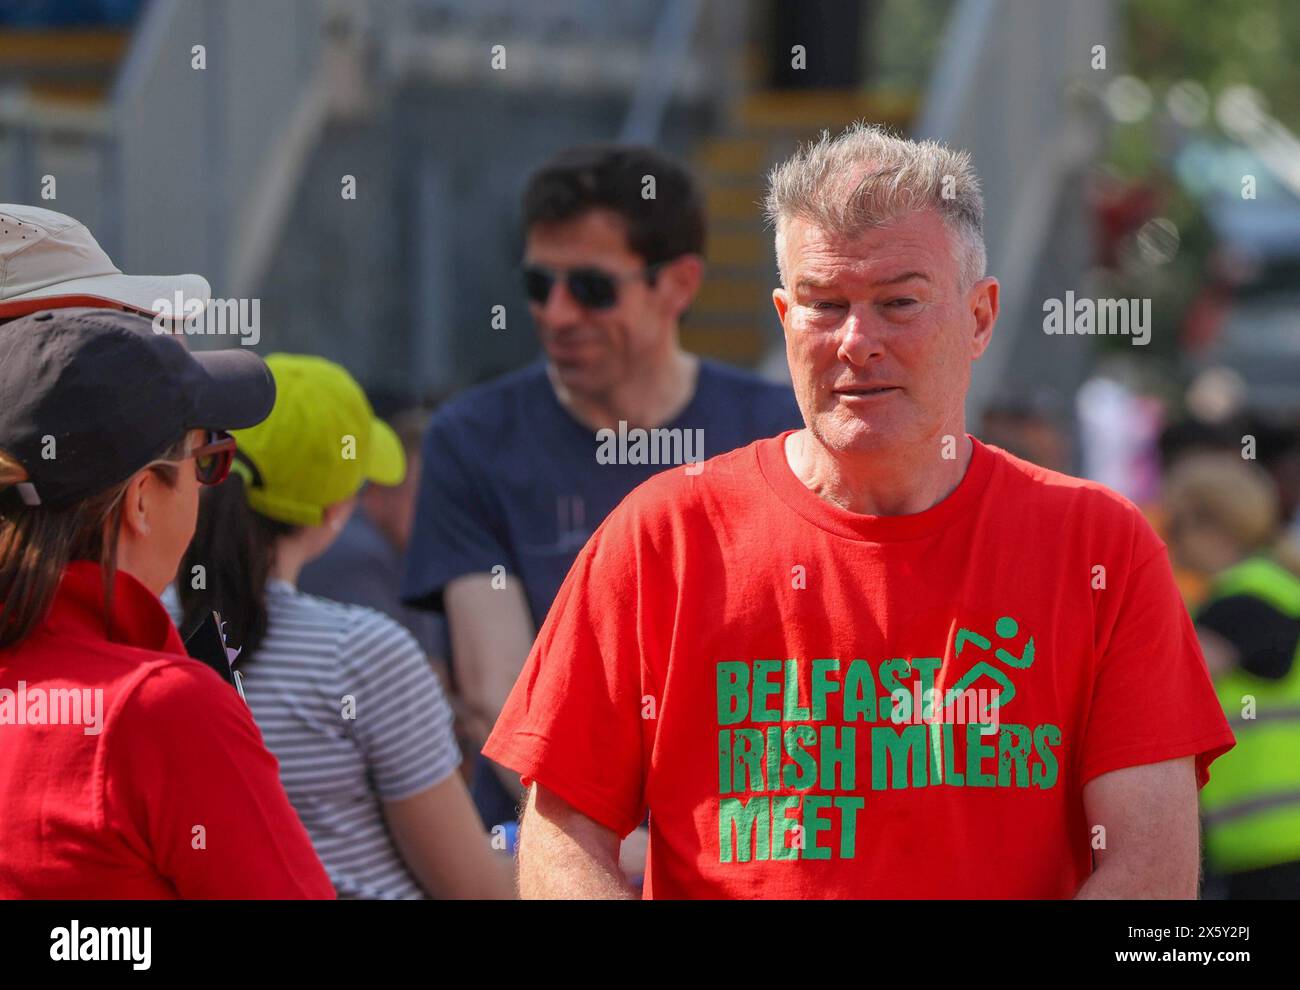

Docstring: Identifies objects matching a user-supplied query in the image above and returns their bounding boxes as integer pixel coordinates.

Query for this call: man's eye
[885,298,917,309]
[810,301,843,311]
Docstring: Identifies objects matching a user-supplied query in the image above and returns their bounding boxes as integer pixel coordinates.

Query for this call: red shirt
[485,432,1236,898]
[0,562,334,898]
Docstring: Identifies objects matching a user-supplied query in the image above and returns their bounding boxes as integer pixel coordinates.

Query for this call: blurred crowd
[982,375,1300,898]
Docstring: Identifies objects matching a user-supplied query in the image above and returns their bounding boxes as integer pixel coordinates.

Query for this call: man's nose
[836,308,885,366]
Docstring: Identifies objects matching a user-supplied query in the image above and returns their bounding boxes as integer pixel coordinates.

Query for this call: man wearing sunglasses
[402,145,801,860]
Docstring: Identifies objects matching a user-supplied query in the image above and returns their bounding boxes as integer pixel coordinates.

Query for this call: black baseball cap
[0,308,276,508]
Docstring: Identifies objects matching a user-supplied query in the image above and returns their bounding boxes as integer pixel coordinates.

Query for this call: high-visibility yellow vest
[1198,555,1300,873]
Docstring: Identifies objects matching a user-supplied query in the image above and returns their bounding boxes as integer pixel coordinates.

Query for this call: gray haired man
[484,123,1235,899]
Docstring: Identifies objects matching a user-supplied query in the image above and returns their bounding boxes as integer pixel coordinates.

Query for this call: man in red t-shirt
[484,123,1235,899]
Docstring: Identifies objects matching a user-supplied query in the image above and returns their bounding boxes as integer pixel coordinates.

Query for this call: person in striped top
[171,354,514,899]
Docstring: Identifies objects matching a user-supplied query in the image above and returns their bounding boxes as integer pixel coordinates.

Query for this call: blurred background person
[1163,453,1300,898]
[399,144,802,878]
[1251,418,1300,547]
[174,354,513,900]
[977,388,1071,472]
[297,398,473,767]
[1151,392,1256,606]
[301,400,439,652]
[0,308,332,899]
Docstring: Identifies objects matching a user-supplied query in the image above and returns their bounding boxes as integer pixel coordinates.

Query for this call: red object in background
[1092,178,1160,268]
[1182,283,1230,354]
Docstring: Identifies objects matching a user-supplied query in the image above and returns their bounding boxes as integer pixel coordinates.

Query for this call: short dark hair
[522,144,706,265]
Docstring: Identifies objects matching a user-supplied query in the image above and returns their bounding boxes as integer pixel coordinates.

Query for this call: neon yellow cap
[230,354,404,527]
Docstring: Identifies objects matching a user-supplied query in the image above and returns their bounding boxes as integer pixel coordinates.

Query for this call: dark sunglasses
[522,262,665,311]
[151,430,236,486]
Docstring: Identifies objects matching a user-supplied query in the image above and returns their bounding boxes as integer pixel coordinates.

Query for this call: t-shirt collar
[266,575,300,597]
[756,429,995,542]
[543,358,714,442]
[40,560,185,653]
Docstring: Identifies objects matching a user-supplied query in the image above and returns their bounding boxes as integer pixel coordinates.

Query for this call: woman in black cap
[0,308,334,898]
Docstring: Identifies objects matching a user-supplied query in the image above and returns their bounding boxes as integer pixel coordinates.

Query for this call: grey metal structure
[0,0,739,395]
[1,0,1111,406]
[915,0,1115,423]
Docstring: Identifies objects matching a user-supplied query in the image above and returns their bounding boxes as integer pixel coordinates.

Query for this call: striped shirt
[164,579,460,899]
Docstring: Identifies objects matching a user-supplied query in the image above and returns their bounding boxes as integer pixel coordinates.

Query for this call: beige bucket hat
[0,203,210,319]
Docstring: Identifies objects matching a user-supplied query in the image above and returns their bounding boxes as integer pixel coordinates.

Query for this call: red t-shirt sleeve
[1080,524,1236,790]
[103,661,336,899]
[483,508,653,838]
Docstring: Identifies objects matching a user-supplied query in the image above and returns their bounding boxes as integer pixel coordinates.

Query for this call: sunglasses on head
[522,261,665,311]
[151,430,237,486]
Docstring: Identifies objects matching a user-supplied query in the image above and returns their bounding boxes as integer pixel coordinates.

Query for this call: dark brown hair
[177,472,294,660]
[0,437,188,649]
[523,144,706,265]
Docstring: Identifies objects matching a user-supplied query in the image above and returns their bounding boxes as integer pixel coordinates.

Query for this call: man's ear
[657,253,704,320]
[772,286,791,325]
[969,276,999,360]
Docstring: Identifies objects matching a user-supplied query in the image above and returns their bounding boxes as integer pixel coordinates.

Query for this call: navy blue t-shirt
[400,358,802,824]
[402,359,801,624]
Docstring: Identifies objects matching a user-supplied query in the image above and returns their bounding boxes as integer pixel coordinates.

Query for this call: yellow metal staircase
[0,28,129,106]
[684,87,918,365]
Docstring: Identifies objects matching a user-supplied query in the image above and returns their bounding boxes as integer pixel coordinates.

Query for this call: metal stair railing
[915,0,1115,415]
